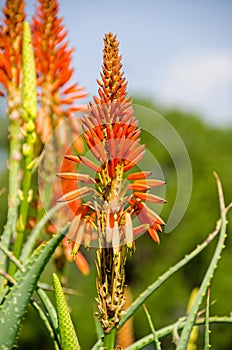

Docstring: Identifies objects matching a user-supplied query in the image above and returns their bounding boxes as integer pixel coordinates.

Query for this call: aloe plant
[0,1,231,350]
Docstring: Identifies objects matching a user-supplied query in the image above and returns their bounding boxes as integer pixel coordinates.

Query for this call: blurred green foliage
[0,98,231,349]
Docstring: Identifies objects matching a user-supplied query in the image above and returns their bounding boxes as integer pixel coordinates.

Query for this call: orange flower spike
[56,32,166,332]
[59,32,166,249]
[32,0,87,145]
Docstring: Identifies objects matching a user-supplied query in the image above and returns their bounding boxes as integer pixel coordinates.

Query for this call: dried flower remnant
[58,33,166,332]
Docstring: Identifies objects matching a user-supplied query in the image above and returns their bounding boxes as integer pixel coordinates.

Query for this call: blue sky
[11,1,232,125]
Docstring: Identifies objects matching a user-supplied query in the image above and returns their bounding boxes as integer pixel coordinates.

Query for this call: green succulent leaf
[0,225,68,349]
[176,173,227,350]
[52,273,80,350]
[143,304,162,350]
[204,289,211,350]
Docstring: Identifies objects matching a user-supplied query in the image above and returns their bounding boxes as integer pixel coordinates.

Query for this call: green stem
[7,119,21,221]
[12,152,33,256]
[103,328,116,350]
[9,140,34,276]
[0,109,21,290]
[9,22,37,275]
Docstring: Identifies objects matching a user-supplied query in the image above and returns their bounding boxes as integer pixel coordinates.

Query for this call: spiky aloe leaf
[204,289,210,350]
[176,174,228,350]
[143,305,162,350]
[31,298,60,350]
[52,273,80,350]
[186,288,199,350]
[124,316,232,350]
[0,225,68,349]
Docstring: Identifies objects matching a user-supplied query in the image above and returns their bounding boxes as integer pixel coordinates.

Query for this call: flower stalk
[0,0,25,288]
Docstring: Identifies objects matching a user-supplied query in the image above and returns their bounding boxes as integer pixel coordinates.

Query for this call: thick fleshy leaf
[0,226,68,349]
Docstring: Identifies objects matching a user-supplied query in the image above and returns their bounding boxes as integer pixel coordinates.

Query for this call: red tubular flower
[58,32,166,251]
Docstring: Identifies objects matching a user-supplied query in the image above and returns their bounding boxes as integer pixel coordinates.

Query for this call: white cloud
[154,50,232,125]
